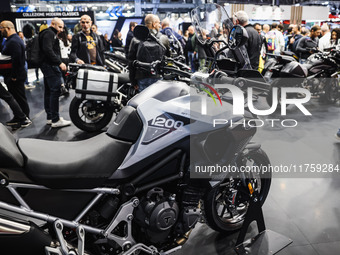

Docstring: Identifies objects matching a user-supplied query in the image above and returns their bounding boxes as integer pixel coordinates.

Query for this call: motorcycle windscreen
[191,3,232,44]
[190,3,251,70]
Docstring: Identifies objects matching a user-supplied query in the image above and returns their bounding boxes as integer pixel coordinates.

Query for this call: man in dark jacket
[296,25,321,62]
[40,18,71,128]
[70,15,105,66]
[0,20,31,127]
[128,14,169,92]
[125,22,137,55]
[233,11,262,70]
[289,25,303,53]
[185,26,197,72]
[161,18,185,57]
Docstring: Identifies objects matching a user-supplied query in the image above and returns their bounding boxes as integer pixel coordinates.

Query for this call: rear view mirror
[133,25,149,41]
[228,25,248,50]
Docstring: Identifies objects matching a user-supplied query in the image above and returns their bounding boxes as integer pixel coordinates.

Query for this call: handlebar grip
[219,76,235,85]
[68,63,106,71]
[133,60,152,69]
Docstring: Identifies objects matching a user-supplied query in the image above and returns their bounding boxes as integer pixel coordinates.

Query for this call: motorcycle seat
[117,73,130,85]
[0,124,24,168]
[18,133,132,189]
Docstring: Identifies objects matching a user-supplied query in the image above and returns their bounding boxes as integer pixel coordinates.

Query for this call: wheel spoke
[220,204,227,218]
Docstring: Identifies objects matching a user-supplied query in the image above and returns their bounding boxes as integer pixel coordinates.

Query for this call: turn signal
[248,183,254,195]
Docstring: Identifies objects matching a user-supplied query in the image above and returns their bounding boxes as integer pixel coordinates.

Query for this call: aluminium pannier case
[76,69,118,101]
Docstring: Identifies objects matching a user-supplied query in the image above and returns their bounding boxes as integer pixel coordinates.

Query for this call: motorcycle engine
[134,188,179,244]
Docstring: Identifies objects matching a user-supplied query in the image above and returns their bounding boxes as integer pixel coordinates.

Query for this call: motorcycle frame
[0,182,139,249]
[0,150,187,251]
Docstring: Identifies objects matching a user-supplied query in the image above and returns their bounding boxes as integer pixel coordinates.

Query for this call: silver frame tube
[0,200,103,235]
[0,182,140,249]
[9,183,120,195]
[0,182,120,236]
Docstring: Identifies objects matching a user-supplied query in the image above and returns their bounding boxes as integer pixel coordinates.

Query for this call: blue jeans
[40,63,64,122]
[188,51,197,72]
[24,61,28,85]
[138,78,160,92]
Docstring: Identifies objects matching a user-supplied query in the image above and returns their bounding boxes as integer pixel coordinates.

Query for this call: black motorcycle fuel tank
[280,61,307,78]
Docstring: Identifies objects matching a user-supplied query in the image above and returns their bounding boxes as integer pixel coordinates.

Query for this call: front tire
[203,149,271,233]
[69,97,114,132]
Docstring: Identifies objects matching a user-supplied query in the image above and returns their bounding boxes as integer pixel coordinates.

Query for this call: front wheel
[203,148,272,233]
[69,97,114,132]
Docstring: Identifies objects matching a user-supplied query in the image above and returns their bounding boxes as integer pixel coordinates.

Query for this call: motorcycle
[65,63,134,132]
[265,48,340,106]
[0,4,271,255]
[67,50,189,133]
[262,51,299,80]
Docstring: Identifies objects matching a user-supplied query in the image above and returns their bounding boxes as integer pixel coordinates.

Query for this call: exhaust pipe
[0,217,30,235]
[0,215,52,255]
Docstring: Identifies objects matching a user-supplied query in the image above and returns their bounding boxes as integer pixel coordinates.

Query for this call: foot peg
[120,243,182,255]
[121,243,158,255]
[45,220,85,255]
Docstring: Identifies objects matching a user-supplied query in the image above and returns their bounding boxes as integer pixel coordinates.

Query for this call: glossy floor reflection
[0,74,340,255]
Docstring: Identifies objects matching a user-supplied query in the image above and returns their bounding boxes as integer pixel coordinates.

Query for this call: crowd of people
[0,11,339,132]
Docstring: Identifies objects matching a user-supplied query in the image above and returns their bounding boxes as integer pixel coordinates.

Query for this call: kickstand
[235,191,265,247]
[234,191,292,255]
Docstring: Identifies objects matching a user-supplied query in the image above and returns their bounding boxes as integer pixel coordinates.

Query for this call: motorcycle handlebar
[133,60,191,78]
[133,60,269,92]
[163,66,191,78]
[68,63,107,72]
[133,60,158,69]
[219,76,236,85]
[218,75,269,92]
[112,47,125,53]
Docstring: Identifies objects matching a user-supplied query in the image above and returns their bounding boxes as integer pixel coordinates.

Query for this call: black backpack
[26,35,41,68]
[136,35,166,64]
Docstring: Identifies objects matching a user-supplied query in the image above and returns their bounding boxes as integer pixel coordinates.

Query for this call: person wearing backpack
[265,23,285,55]
[0,21,31,127]
[39,18,71,128]
[128,14,170,92]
